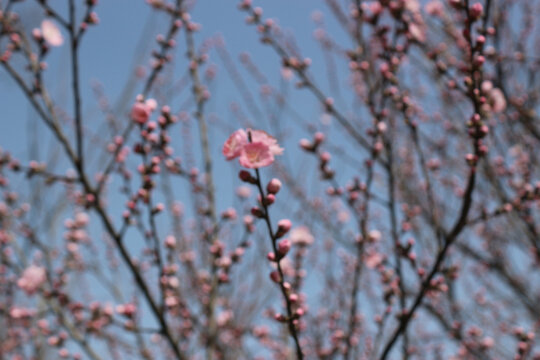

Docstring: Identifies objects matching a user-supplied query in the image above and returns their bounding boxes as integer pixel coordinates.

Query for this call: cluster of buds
[115,303,137,319]
[270,281,307,325]
[282,56,311,72]
[267,222,292,263]
[63,212,90,254]
[0,12,23,62]
[426,275,449,297]
[466,114,489,140]
[124,100,184,219]
[512,327,535,360]
[240,173,283,219]
[396,237,417,265]
[380,267,399,303]
[299,132,325,153]
[146,7,183,70]
[241,3,263,24]
[25,161,47,178]
[215,240,251,284]
[300,133,335,179]
[106,136,130,164]
[83,302,114,334]
[345,177,367,206]
[46,331,68,349]
[362,1,384,24]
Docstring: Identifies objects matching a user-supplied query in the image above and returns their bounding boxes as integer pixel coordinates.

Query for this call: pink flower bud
[474,55,485,67]
[267,178,282,194]
[131,102,151,124]
[275,219,292,238]
[469,3,483,19]
[277,239,291,256]
[221,208,237,220]
[477,35,486,45]
[265,194,275,205]
[165,235,176,248]
[299,138,313,151]
[313,132,325,144]
[320,151,331,163]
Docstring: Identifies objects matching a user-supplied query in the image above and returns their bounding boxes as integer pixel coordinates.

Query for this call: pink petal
[222,129,248,160]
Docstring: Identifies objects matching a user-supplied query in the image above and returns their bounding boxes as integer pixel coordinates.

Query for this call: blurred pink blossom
[41,19,63,47]
[17,265,46,295]
[131,102,152,124]
[290,226,314,246]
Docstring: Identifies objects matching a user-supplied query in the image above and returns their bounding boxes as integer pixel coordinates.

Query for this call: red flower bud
[251,207,264,218]
[269,270,281,283]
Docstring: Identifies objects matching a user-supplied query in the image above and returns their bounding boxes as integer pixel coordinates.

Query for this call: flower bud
[275,219,292,238]
[469,3,483,20]
[277,239,291,257]
[313,132,325,144]
[131,102,151,124]
[264,194,275,205]
[239,170,253,183]
[267,178,282,194]
[269,270,281,283]
[299,139,313,151]
[164,235,176,249]
[251,207,264,218]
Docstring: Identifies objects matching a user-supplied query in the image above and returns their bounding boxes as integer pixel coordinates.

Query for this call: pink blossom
[236,185,252,198]
[363,2,383,16]
[41,20,64,47]
[425,0,444,16]
[145,98,158,111]
[250,130,284,156]
[239,142,274,168]
[17,265,46,295]
[409,23,426,43]
[365,252,384,269]
[489,88,507,113]
[10,306,36,319]
[290,226,314,246]
[404,0,421,13]
[131,102,152,124]
[222,129,248,160]
[223,129,283,168]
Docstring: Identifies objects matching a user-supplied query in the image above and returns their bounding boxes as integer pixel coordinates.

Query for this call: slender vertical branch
[253,168,304,360]
[183,11,220,359]
[68,0,84,173]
